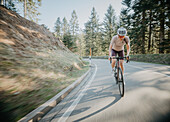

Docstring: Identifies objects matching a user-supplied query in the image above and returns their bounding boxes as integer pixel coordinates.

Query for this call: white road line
[127,64,170,77]
[58,64,98,122]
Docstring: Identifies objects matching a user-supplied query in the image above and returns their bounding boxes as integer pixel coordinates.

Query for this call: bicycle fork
[116,60,120,81]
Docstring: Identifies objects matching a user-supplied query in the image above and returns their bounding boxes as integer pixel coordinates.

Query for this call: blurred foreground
[0,5,88,121]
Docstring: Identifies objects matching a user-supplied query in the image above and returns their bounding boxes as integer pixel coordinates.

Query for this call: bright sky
[38,0,123,32]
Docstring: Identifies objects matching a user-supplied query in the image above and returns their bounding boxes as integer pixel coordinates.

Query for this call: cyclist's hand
[109,56,112,63]
[126,56,130,63]
[108,56,112,60]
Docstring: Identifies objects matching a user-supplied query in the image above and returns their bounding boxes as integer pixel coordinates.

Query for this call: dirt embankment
[0,5,87,121]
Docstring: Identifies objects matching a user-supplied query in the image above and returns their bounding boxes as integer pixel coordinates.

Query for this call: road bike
[110,56,129,97]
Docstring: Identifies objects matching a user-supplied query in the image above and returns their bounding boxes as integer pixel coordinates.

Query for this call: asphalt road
[40,59,170,122]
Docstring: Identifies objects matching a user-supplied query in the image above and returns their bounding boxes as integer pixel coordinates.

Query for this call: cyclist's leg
[111,49,117,69]
[118,50,124,74]
[120,60,124,74]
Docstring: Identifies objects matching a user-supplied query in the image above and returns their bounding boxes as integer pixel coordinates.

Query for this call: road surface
[40,59,170,122]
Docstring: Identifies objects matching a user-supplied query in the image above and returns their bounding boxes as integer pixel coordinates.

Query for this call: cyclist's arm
[126,44,130,56]
[109,39,113,57]
[109,44,112,57]
[126,40,130,56]
[125,36,130,56]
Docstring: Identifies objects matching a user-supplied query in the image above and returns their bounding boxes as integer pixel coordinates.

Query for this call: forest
[1,0,170,56]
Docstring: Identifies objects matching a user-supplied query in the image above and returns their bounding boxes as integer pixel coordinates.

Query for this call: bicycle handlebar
[109,56,130,63]
[110,56,127,59]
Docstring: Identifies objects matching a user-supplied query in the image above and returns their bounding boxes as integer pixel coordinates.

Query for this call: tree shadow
[40,82,121,122]
[73,94,121,122]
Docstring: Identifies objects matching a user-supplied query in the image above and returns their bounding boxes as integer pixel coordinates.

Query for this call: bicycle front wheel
[118,67,124,97]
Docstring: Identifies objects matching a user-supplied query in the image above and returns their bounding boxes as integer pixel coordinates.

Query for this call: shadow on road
[73,94,121,122]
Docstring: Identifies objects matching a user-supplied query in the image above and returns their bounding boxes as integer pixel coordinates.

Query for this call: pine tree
[103,4,116,55]
[61,17,73,50]
[132,0,150,54]
[70,10,79,37]
[121,0,132,28]
[69,10,79,52]
[84,21,92,56]
[62,17,69,36]
[54,17,62,39]
[120,0,169,54]
[0,0,17,11]
[18,0,41,22]
[84,7,102,56]
[157,0,167,53]
[62,32,73,50]
[76,31,85,56]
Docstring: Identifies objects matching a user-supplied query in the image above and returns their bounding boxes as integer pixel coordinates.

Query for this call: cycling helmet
[117,27,127,36]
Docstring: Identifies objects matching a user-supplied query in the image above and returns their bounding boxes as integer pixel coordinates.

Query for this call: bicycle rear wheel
[118,67,124,97]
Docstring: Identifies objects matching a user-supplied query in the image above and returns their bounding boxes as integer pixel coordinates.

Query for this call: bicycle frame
[116,58,120,81]
[110,56,127,74]
[110,56,128,97]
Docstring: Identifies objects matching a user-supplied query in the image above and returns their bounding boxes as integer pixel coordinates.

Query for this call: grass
[0,62,89,122]
[0,45,90,122]
[130,54,170,65]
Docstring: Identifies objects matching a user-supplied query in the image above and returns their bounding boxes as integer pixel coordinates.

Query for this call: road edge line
[58,64,97,122]
[18,68,91,122]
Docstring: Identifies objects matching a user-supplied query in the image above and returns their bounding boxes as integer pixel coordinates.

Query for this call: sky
[38,0,123,32]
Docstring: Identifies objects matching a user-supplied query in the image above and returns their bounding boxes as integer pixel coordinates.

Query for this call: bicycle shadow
[73,94,121,122]
[41,85,121,122]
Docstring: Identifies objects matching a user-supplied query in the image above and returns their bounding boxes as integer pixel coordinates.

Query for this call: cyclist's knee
[112,59,116,64]
[120,61,124,66]
[120,60,124,63]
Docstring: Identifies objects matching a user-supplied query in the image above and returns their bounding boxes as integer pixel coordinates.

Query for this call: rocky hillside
[0,5,87,121]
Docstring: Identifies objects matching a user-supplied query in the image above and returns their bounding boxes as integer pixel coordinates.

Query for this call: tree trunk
[0,0,4,5]
[148,9,152,52]
[167,0,170,53]
[159,19,164,53]
[159,0,165,53]
[142,10,146,54]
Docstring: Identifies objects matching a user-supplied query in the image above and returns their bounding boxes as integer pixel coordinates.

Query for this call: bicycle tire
[114,66,118,83]
[118,67,124,97]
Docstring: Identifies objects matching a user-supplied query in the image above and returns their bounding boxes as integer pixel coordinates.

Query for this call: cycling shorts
[111,49,124,60]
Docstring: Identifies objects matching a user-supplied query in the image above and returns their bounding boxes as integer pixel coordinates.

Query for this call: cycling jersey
[110,35,130,51]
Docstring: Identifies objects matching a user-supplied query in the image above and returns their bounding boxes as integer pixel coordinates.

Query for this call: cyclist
[109,27,130,74]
